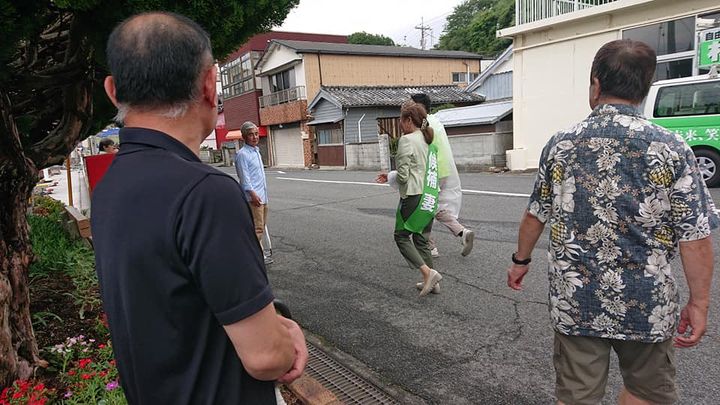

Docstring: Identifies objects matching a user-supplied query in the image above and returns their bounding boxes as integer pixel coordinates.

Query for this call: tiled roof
[272,40,487,60]
[315,85,485,108]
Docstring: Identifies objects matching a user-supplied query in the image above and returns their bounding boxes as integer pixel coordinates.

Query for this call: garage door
[272,126,304,167]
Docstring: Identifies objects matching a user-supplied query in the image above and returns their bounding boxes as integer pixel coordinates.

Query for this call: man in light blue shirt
[235,121,271,264]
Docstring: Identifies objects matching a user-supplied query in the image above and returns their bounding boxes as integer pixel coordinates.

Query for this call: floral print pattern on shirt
[528,104,720,343]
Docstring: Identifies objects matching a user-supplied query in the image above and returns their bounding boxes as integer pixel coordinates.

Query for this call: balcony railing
[258,86,306,108]
[516,0,617,25]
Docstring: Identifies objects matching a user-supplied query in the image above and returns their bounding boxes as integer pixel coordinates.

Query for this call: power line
[395,9,454,47]
[415,17,431,49]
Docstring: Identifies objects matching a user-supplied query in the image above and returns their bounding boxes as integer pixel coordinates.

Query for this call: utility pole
[415,17,431,50]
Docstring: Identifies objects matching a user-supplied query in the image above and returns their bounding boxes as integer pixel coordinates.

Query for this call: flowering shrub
[47,335,93,373]
[25,197,128,404]
[0,380,54,405]
[60,340,125,404]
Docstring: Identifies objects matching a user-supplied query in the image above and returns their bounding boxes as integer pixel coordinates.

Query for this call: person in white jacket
[411,94,474,258]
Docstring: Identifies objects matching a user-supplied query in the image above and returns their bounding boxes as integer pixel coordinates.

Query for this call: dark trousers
[394,195,434,269]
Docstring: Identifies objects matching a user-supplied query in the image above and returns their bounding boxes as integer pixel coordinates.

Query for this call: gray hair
[240,121,258,136]
[113,98,199,124]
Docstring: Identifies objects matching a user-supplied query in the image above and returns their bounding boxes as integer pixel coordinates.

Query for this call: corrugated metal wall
[344,107,398,143]
[312,99,344,124]
[476,72,513,101]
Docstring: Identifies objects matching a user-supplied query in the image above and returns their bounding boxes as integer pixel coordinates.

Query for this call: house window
[655,59,694,81]
[623,17,695,55]
[622,16,696,81]
[271,69,294,93]
[452,72,479,83]
[316,127,343,145]
[220,52,260,99]
[654,81,720,118]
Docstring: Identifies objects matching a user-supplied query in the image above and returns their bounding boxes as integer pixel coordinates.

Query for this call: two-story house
[254,40,490,168]
[218,32,347,165]
[498,0,720,170]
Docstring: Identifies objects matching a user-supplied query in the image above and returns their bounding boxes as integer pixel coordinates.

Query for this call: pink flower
[64,391,73,398]
[106,381,119,391]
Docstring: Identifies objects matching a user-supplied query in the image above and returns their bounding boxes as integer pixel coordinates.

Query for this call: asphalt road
[219,167,720,405]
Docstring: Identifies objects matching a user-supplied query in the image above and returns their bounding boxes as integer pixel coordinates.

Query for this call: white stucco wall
[294,60,307,89]
[511,32,617,169]
[259,45,300,74]
[503,0,720,170]
[494,57,513,74]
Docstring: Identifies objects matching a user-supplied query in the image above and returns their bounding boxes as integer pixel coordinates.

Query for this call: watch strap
[512,252,531,265]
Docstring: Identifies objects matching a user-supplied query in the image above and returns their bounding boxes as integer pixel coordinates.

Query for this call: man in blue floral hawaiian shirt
[508,39,719,405]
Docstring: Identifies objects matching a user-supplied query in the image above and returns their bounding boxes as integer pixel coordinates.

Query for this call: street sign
[699,27,720,69]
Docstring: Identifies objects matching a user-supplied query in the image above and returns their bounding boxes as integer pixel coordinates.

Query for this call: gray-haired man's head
[106,12,214,123]
[241,122,260,147]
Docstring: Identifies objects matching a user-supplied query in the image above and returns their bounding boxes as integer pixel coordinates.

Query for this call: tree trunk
[0,92,42,387]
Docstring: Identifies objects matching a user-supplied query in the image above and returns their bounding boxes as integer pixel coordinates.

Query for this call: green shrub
[28,214,75,276]
[65,245,101,319]
[28,196,100,319]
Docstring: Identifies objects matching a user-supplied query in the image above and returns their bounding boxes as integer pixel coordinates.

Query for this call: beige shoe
[461,229,474,257]
[430,247,440,258]
[415,282,440,294]
[419,269,442,297]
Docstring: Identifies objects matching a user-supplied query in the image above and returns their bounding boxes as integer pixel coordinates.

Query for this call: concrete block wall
[448,132,513,171]
[345,143,381,170]
[342,133,512,171]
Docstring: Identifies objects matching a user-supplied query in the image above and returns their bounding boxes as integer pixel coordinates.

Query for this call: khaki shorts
[553,332,677,405]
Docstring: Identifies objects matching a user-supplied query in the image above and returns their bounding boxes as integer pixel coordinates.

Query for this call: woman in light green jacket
[376,102,442,297]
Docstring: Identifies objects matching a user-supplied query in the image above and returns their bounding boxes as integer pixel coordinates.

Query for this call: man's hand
[375,172,388,184]
[508,211,544,291]
[507,264,530,291]
[676,237,714,348]
[674,301,709,348]
[276,316,308,384]
[249,191,262,207]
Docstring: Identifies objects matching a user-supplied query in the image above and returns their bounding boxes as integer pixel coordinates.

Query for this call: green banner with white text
[699,28,720,69]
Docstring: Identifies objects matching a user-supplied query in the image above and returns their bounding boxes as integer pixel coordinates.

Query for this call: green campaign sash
[395,144,440,233]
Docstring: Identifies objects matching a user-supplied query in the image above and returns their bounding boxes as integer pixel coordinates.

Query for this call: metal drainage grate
[305,343,399,405]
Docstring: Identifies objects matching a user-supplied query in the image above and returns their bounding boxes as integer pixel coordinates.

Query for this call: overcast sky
[276,0,465,48]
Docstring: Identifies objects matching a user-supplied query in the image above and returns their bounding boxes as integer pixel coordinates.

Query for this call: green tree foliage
[1,0,300,145]
[348,31,395,46]
[0,0,298,387]
[437,0,514,56]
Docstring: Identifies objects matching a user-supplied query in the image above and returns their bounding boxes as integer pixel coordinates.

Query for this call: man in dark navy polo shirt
[91,12,307,404]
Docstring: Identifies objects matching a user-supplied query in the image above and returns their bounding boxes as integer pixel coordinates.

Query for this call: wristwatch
[512,252,531,265]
